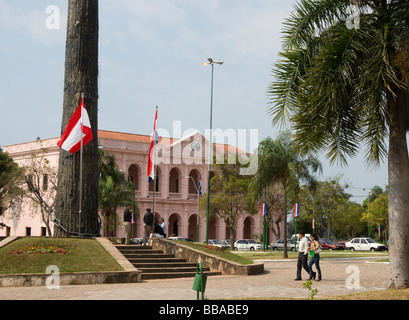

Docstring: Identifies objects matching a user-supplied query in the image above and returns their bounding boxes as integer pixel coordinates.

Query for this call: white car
[201,240,229,250]
[234,239,262,251]
[345,238,386,251]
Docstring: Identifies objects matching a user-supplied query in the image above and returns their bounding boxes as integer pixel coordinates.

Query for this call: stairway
[115,244,221,280]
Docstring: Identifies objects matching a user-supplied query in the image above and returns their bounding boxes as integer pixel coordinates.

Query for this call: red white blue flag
[312,218,315,229]
[147,109,158,182]
[131,212,135,224]
[198,179,202,196]
[262,203,267,216]
[294,203,300,218]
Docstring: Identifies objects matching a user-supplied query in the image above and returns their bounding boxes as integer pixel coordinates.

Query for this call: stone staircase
[115,244,221,280]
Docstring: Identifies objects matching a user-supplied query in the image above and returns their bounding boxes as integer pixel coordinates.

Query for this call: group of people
[123,205,167,245]
[295,230,322,281]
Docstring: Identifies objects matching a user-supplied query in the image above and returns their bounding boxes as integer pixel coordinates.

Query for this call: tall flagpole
[78,92,85,237]
[152,106,158,235]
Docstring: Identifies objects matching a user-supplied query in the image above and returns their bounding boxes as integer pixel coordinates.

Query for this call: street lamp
[186,176,201,242]
[203,57,223,245]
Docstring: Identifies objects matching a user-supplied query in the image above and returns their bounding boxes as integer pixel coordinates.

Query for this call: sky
[0,0,388,202]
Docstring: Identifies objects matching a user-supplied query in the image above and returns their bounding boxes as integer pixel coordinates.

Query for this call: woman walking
[308,233,322,281]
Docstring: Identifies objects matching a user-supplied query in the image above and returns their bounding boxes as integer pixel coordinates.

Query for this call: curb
[0,237,142,288]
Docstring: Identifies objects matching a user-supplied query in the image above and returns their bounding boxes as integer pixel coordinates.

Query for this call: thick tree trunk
[388,88,409,288]
[54,0,99,237]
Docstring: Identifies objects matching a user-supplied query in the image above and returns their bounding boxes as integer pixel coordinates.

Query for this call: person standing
[123,204,132,245]
[159,217,167,238]
[295,230,310,280]
[308,233,322,281]
[143,208,154,245]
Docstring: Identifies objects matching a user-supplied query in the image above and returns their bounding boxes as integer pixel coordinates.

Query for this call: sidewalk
[0,257,389,300]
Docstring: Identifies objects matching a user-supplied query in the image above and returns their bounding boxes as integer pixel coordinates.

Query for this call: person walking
[308,233,322,281]
[123,204,132,245]
[295,230,310,280]
[143,208,154,245]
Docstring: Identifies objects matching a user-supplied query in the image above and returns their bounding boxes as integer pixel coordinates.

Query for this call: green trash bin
[192,262,207,300]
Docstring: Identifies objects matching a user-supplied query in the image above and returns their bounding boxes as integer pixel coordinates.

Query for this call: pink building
[2,130,278,243]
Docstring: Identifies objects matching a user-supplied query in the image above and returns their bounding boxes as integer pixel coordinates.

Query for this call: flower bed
[7,244,68,255]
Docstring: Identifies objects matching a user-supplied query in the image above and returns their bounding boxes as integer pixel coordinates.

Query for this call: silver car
[271,239,296,251]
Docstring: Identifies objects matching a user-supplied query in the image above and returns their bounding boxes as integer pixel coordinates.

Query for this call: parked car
[319,238,344,250]
[345,238,386,251]
[271,239,296,251]
[201,240,229,250]
[290,234,312,242]
[234,239,262,251]
[168,236,194,242]
[336,240,348,248]
[221,239,231,247]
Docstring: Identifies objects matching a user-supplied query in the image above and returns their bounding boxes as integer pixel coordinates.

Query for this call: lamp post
[203,58,223,245]
[186,176,200,242]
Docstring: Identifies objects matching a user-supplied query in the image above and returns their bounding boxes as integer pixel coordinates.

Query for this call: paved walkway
[0,257,389,300]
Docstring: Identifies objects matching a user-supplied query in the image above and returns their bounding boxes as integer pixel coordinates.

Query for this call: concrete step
[128,257,187,264]
[141,271,221,280]
[114,243,221,280]
[132,262,197,268]
[138,266,205,273]
[122,253,175,259]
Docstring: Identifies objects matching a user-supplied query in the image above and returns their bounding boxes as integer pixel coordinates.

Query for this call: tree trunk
[54,0,99,237]
[388,88,409,288]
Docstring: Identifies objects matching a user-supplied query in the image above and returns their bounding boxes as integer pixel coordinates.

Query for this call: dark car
[319,238,344,250]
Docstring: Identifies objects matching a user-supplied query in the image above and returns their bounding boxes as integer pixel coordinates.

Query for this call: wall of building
[2,131,282,244]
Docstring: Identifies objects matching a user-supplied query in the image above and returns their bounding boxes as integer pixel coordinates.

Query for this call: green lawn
[0,237,123,274]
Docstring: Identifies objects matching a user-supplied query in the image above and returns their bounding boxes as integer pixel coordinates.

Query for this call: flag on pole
[262,203,267,216]
[378,224,381,232]
[312,218,315,229]
[131,212,135,224]
[57,98,92,154]
[198,179,202,196]
[294,203,300,218]
[147,109,158,182]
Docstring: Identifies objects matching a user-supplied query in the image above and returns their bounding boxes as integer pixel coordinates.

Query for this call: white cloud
[0,0,66,46]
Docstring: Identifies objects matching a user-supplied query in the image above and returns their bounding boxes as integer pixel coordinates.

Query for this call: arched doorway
[128,164,140,192]
[168,213,181,237]
[169,167,181,195]
[149,166,161,192]
[188,214,198,241]
[187,169,201,196]
[243,216,253,239]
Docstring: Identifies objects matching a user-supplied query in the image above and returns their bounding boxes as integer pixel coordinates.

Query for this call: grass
[0,237,123,274]
[234,250,389,260]
[328,288,409,300]
[174,241,254,265]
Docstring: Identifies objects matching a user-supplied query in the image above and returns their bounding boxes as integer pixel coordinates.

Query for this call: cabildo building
[2,130,277,244]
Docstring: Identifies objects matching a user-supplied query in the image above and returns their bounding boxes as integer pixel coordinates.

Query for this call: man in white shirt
[295,230,310,280]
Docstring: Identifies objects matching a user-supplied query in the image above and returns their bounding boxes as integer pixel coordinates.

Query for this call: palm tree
[268,0,409,288]
[249,131,321,258]
[99,151,138,237]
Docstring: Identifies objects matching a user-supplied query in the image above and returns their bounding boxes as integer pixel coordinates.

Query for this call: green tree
[362,193,388,240]
[0,148,24,217]
[201,156,254,250]
[98,151,138,237]
[268,0,409,288]
[249,131,321,257]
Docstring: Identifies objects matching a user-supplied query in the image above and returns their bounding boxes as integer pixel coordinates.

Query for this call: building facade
[2,130,278,243]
